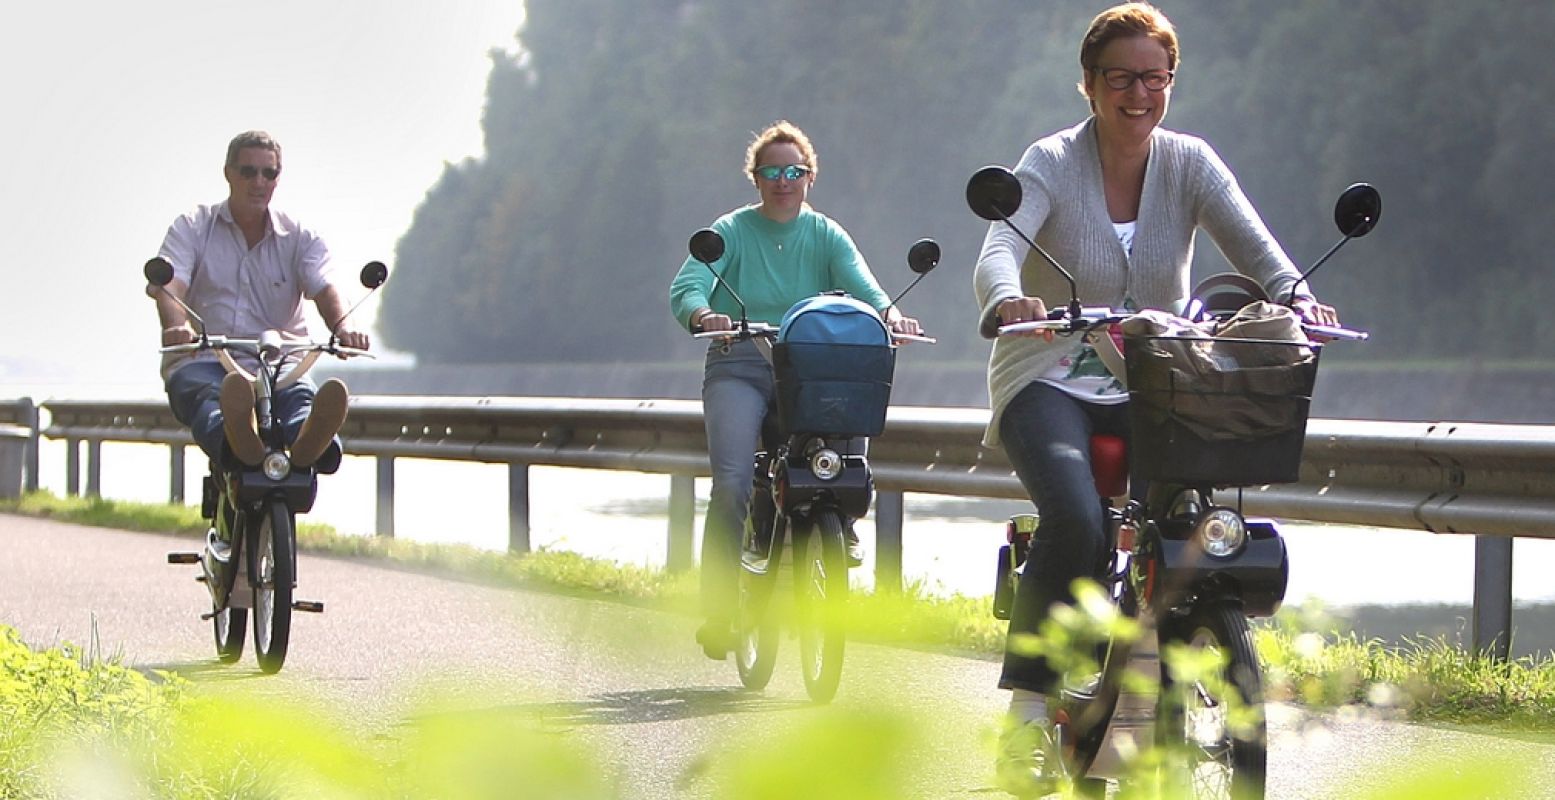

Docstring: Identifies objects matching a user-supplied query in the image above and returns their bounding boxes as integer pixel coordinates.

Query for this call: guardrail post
[22,398,39,493]
[509,462,531,554]
[0,428,24,499]
[1471,535,1513,661]
[667,474,696,573]
[86,440,102,498]
[376,455,395,538]
[169,444,185,505]
[875,490,905,593]
[65,437,80,497]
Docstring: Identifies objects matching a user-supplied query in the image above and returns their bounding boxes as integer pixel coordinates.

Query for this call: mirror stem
[886,273,927,313]
[1284,233,1354,306]
[995,211,1083,319]
[699,262,754,333]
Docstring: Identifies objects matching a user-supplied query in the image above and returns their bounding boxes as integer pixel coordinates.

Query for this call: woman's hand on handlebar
[997,296,1055,341]
[1291,297,1339,327]
[884,308,923,338]
[691,308,733,333]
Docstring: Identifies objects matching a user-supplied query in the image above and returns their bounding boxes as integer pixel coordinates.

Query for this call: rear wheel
[796,509,848,703]
[252,500,295,674]
[1157,603,1267,799]
[213,607,247,663]
[735,492,782,689]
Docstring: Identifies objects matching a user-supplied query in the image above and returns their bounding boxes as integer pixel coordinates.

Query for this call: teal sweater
[670,205,890,329]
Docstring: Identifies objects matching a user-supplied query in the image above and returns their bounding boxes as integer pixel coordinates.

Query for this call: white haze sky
[0,1,527,394]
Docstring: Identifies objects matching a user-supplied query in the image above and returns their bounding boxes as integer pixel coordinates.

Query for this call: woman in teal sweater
[670,120,920,660]
[973,3,1339,793]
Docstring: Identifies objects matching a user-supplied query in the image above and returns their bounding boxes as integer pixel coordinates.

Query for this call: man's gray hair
[225,130,282,168]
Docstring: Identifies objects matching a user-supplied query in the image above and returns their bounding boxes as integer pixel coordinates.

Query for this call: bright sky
[0,1,526,394]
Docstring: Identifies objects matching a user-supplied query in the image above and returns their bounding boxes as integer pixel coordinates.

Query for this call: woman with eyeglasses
[669,120,921,660]
[973,3,1339,792]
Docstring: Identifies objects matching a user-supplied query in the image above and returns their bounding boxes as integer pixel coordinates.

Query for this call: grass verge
[5,491,1554,734]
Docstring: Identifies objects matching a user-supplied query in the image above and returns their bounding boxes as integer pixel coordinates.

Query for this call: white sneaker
[995,718,1061,798]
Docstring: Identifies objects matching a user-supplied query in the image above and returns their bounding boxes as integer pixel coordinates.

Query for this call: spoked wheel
[796,509,848,703]
[252,499,296,674]
[1157,603,1267,799]
[735,494,782,689]
[213,606,248,663]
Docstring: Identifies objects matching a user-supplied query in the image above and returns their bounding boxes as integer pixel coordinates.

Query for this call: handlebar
[1300,322,1369,342]
[693,322,935,345]
[161,334,374,389]
[691,321,779,340]
[997,307,1125,336]
[998,308,1368,343]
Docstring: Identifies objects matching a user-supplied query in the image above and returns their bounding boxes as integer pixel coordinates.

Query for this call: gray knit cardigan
[972,117,1309,447]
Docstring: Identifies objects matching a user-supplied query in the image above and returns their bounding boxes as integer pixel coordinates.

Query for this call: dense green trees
[380,1,1555,366]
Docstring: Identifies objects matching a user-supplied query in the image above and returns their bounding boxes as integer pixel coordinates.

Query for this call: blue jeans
[165,360,341,473]
[698,340,779,619]
[997,381,1145,693]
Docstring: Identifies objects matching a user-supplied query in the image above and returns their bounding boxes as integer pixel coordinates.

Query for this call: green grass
[6,490,1555,737]
[5,490,1554,798]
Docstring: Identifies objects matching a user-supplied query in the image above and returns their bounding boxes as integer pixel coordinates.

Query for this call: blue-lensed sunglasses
[753,164,811,182]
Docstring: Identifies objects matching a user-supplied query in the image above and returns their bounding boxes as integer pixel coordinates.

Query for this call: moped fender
[233,468,318,513]
[777,455,873,520]
[1144,519,1288,617]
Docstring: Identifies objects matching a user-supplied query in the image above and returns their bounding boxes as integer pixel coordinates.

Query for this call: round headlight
[262,451,292,481]
[1197,507,1246,558]
[809,448,843,481]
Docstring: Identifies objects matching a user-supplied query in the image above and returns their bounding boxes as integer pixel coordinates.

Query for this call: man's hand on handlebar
[997,296,1055,341]
[333,326,371,352]
[162,323,198,347]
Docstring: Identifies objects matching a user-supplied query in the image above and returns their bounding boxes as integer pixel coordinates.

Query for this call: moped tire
[1156,602,1266,799]
[252,499,295,674]
[796,509,848,704]
[213,607,248,663]
[735,495,782,690]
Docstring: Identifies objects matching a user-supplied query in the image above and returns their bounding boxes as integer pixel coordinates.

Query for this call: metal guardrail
[19,395,1555,658]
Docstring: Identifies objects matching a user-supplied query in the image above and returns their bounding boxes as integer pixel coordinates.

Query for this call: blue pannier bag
[773,294,896,437]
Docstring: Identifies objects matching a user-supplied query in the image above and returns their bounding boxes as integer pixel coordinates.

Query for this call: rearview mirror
[360,261,389,289]
[689,229,725,264]
[906,239,940,275]
[144,257,174,287]
[966,166,1023,221]
[1334,183,1381,238]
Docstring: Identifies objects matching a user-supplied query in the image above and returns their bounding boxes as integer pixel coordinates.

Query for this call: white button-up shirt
[157,200,333,379]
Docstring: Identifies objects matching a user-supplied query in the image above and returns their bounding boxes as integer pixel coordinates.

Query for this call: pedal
[168,552,200,564]
[195,574,207,583]
[292,600,325,613]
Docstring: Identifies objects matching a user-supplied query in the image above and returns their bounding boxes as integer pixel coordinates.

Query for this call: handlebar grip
[1303,323,1369,341]
[893,333,937,344]
[997,320,1070,335]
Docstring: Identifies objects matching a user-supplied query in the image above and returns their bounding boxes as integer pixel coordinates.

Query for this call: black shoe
[844,525,865,568]
[695,619,733,661]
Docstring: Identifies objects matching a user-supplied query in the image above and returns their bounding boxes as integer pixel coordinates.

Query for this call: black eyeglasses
[236,165,281,181]
[1094,67,1174,92]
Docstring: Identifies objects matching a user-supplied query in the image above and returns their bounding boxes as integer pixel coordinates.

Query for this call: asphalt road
[3,514,1551,798]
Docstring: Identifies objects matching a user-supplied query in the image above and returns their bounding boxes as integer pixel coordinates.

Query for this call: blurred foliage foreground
[4,493,1554,797]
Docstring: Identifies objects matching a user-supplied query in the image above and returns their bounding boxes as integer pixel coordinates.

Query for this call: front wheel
[735,492,782,690]
[796,509,848,703]
[1156,602,1267,799]
[251,499,295,674]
